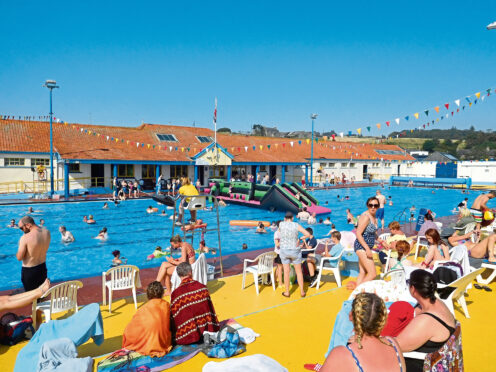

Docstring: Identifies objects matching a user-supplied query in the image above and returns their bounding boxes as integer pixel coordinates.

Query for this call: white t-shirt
[273,229,281,254]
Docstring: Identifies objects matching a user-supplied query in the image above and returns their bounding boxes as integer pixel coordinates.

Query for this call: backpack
[433,267,458,300]
[0,312,34,346]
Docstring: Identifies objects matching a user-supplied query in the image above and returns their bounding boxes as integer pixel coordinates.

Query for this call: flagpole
[213,97,217,147]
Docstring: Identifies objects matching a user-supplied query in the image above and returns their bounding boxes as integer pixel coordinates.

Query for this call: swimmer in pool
[39,219,45,227]
[146,206,158,214]
[8,219,17,228]
[87,215,96,224]
[147,246,170,260]
[242,243,248,250]
[59,226,75,243]
[95,227,108,240]
[28,207,33,214]
[102,202,109,209]
[161,210,167,216]
[256,222,267,233]
[112,250,127,266]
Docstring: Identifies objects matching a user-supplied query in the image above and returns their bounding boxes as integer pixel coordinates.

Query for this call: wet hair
[146,281,164,300]
[351,293,389,349]
[60,225,66,231]
[242,243,248,249]
[388,221,400,230]
[112,250,120,257]
[409,269,437,304]
[331,223,336,229]
[424,212,434,221]
[148,206,152,209]
[366,196,380,207]
[258,222,265,228]
[170,235,182,243]
[331,231,341,240]
[395,240,411,260]
[89,215,94,219]
[303,207,307,212]
[20,216,35,225]
[319,218,323,223]
[306,227,313,235]
[425,228,441,245]
[489,190,496,197]
[155,246,162,251]
[176,262,192,277]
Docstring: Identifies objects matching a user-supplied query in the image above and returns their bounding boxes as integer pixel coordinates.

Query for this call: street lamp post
[43,80,59,198]
[310,114,318,186]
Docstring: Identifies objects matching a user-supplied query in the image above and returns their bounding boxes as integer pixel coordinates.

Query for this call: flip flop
[282,292,290,298]
[483,286,493,292]
[474,283,483,290]
[304,363,322,371]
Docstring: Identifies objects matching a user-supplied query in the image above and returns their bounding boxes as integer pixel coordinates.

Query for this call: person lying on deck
[320,293,406,372]
[122,281,172,357]
[170,263,219,345]
[0,279,50,312]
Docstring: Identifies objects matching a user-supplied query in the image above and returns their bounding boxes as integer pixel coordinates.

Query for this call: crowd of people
[4,182,495,370]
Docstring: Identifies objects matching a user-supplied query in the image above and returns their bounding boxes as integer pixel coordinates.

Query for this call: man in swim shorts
[470,191,496,229]
[16,216,50,292]
[375,189,386,230]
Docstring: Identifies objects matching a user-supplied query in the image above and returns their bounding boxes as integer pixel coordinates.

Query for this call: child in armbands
[147,246,170,260]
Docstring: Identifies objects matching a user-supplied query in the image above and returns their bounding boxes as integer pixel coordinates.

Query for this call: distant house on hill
[424,151,458,163]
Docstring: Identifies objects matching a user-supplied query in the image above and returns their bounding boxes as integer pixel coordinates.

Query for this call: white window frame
[4,158,25,166]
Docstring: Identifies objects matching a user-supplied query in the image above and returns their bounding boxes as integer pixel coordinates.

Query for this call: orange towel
[122,298,172,357]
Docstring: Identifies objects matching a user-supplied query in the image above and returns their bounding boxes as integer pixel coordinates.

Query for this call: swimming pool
[0,186,481,290]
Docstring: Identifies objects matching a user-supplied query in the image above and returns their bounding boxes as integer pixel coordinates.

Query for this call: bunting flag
[424,110,429,116]
[395,118,400,125]
[434,106,440,113]
[454,99,460,107]
[444,103,449,110]
[357,128,362,135]
[405,116,409,121]
[475,92,481,99]
[366,126,371,132]
[386,121,390,126]
[414,113,419,119]
[376,123,381,129]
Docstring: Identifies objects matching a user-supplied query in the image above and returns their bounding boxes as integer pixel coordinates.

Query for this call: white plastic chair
[438,267,484,319]
[414,236,429,260]
[170,253,208,292]
[434,221,443,229]
[102,265,141,313]
[186,196,206,210]
[378,233,391,241]
[242,252,277,295]
[315,248,346,289]
[32,280,83,329]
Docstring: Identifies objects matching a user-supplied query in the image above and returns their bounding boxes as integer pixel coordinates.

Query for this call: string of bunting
[357,87,495,138]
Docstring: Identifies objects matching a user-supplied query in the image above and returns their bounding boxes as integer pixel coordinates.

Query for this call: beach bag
[0,312,34,345]
[433,267,458,299]
[202,326,246,358]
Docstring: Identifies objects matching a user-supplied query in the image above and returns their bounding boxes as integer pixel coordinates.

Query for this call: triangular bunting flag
[444,103,449,110]
[386,121,390,126]
[405,116,409,121]
[376,123,381,129]
[357,128,362,135]
[434,106,440,113]
[366,126,371,132]
[414,113,419,119]
[475,92,481,99]
[424,110,429,116]
[395,118,400,125]
[454,99,460,107]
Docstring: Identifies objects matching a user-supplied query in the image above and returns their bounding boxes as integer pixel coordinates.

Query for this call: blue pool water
[0,186,482,290]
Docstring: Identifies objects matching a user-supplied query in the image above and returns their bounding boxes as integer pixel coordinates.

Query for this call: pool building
[0,119,415,196]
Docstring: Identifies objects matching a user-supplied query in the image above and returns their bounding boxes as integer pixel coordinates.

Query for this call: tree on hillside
[217,127,231,133]
[422,139,438,152]
[252,124,266,136]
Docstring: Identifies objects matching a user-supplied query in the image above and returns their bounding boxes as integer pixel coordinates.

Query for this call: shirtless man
[470,191,496,230]
[375,190,387,230]
[16,216,50,292]
[59,225,75,243]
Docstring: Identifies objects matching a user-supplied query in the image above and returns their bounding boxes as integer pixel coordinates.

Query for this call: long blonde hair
[352,293,389,349]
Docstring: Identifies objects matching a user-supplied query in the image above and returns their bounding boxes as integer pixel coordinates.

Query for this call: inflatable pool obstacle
[209,179,331,215]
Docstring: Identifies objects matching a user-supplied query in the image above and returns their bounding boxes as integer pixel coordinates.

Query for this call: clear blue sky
[1,1,495,136]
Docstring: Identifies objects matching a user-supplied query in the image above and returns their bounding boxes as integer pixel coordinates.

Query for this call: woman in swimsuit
[321,292,405,372]
[156,235,196,296]
[420,229,450,269]
[354,196,380,286]
[397,270,456,372]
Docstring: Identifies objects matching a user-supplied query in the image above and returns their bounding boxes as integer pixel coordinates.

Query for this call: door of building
[198,166,205,185]
[362,164,368,179]
[269,165,277,184]
[91,164,105,187]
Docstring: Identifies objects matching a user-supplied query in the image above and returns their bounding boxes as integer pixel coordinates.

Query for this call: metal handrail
[393,207,409,226]
[169,194,224,277]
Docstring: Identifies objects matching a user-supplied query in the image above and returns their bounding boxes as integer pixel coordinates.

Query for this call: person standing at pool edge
[16,216,50,292]
[354,197,379,288]
[375,189,386,230]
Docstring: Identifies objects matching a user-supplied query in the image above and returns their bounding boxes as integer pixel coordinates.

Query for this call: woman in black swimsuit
[396,270,457,371]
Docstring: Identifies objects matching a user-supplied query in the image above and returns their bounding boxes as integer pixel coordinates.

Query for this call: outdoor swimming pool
[0,186,481,290]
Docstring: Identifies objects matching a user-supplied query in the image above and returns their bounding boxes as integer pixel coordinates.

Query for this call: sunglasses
[367,204,379,208]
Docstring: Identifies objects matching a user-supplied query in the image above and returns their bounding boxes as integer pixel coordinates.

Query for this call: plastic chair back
[450,267,484,300]
[48,280,82,314]
[256,252,276,275]
[105,265,140,290]
[187,196,206,210]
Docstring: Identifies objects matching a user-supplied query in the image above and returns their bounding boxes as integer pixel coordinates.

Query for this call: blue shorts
[280,249,302,265]
[376,207,385,220]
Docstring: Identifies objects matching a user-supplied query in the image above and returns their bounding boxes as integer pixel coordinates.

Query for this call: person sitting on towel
[122,281,172,357]
[170,262,219,345]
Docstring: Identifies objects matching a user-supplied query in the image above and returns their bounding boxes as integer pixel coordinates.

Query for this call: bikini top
[346,337,403,372]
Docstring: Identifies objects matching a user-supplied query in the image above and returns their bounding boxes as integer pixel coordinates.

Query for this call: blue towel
[37,337,93,372]
[15,303,104,372]
[325,301,400,357]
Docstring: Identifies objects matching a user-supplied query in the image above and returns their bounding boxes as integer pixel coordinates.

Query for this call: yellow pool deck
[2,267,496,371]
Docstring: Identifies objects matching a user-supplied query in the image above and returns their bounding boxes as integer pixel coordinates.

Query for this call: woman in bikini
[321,292,405,372]
[420,229,450,269]
[156,235,196,295]
[397,270,457,371]
[354,196,380,286]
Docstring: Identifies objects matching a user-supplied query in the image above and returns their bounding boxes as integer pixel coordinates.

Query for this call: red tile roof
[0,119,414,163]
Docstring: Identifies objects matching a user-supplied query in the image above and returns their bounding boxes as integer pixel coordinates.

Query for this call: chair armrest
[243,258,257,264]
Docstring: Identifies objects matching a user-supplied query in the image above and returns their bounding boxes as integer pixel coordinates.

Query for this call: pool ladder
[393,207,409,226]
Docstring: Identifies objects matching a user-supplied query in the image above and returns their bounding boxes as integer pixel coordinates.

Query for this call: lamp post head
[43,80,59,89]
[488,21,496,30]
[310,114,318,120]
